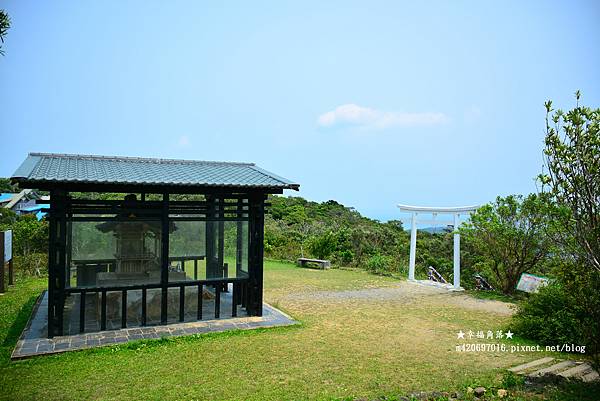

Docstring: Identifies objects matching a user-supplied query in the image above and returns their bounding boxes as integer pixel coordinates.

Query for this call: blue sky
[1,1,599,222]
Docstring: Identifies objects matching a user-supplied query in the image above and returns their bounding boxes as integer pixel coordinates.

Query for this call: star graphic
[457,330,465,339]
[505,330,514,339]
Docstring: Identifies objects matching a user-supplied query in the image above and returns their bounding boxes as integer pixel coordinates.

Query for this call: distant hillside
[265,195,456,278]
[413,226,454,234]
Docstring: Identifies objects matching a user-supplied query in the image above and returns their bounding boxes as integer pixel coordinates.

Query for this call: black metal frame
[44,187,268,338]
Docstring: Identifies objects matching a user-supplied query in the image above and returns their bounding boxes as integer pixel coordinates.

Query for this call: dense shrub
[2,214,48,255]
[13,252,48,277]
[512,283,584,346]
[0,207,18,225]
[512,255,600,370]
[461,194,552,294]
[537,95,600,370]
[307,231,337,260]
[365,254,409,276]
[365,254,389,274]
[0,211,49,278]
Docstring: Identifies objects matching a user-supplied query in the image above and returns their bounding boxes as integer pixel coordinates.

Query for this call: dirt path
[283,280,516,316]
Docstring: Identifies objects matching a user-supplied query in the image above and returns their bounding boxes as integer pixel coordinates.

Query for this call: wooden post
[236,198,243,276]
[47,194,57,337]
[179,285,185,322]
[217,218,224,270]
[218,217,226,292]
[247,194,265,316]
[231,282,238,317]
[66,219,72,289]
[205,196,217,279]
[141,288,147,326]
[197,284,203,320]
[56,192,68,335]
[47,190,67,337]
[121,290,128,328]
[214,285,221,318]
[8,258,13,286]
[79,291,86,333]
[101,289,107,331]
[160,193,169,325]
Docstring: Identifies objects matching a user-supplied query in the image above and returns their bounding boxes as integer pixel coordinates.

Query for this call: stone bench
[297,258,331,270]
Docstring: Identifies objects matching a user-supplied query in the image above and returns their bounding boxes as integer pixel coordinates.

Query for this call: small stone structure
[297,258,331,269]
[509,357,599,383]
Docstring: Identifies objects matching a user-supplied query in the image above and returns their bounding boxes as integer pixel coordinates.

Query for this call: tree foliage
[0,178,17,192]
[541,91,600,273]
[461,194,551,294]
[265,196,460,279]
[534,92,600,369]
[0,9,10,56]
[7,214,48,256]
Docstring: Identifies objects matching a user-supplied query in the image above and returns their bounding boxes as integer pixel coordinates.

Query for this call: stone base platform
[11,290,297,359]
[409,279,464,291]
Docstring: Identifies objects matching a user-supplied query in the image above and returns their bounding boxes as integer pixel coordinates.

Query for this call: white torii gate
[397,204,479,290]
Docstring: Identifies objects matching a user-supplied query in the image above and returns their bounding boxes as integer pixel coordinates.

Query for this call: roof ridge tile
[28,152,255,167]
[11,152,300,191]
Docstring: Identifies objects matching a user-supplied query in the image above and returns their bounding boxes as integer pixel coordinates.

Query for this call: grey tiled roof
[12,153,299,190]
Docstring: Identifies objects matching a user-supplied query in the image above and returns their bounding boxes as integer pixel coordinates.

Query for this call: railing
[64,274,250,334]
[167,255,205,279]
[427,266,447,284]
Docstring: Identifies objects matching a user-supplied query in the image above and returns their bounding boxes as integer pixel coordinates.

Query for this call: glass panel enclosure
[55,194,257,336]
[168,220,249,281]
[168,220,206,281]
[68,196,250,288]
[69,219,162,288]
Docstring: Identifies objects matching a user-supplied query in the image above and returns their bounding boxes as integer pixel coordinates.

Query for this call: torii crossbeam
[397,204,479,290]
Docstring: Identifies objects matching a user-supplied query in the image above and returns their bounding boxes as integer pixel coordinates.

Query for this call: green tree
[541,91,600,273]
[0,178,17,192]
[0,9,10,56]
[0,207,17,226]
[11,215,48,256]
[308,231,337,260]
[461,194,551,294]
[538,92,600,370]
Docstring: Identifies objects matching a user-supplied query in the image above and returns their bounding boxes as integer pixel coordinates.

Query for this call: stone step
[528,360,576,377]
[509,357,554,373]
[582,370,599,383]
[558,363,593,378]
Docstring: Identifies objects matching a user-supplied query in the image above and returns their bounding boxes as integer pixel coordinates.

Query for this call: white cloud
[178,135,190,146]
[317,104,447,129]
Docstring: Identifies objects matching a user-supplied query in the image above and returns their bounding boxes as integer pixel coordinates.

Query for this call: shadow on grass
[2,294,39,348]
[466,289,523,303]
[546,380,600,401]
[500,370,600,401]
[91,321,302,356]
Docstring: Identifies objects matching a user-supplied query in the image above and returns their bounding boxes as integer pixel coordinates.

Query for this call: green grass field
[0,260,597,400]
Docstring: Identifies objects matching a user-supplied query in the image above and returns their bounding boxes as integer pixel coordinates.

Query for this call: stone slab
[558,363,593,378]
[528,360,576,377]
[11,291,298,359]
[582,370,600,383]
[508,357,554,373]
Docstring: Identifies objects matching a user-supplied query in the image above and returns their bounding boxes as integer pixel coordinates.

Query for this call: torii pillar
[400,204,479,290]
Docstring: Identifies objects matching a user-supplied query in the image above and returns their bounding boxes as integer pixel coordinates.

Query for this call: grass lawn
[0,260,598,400]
